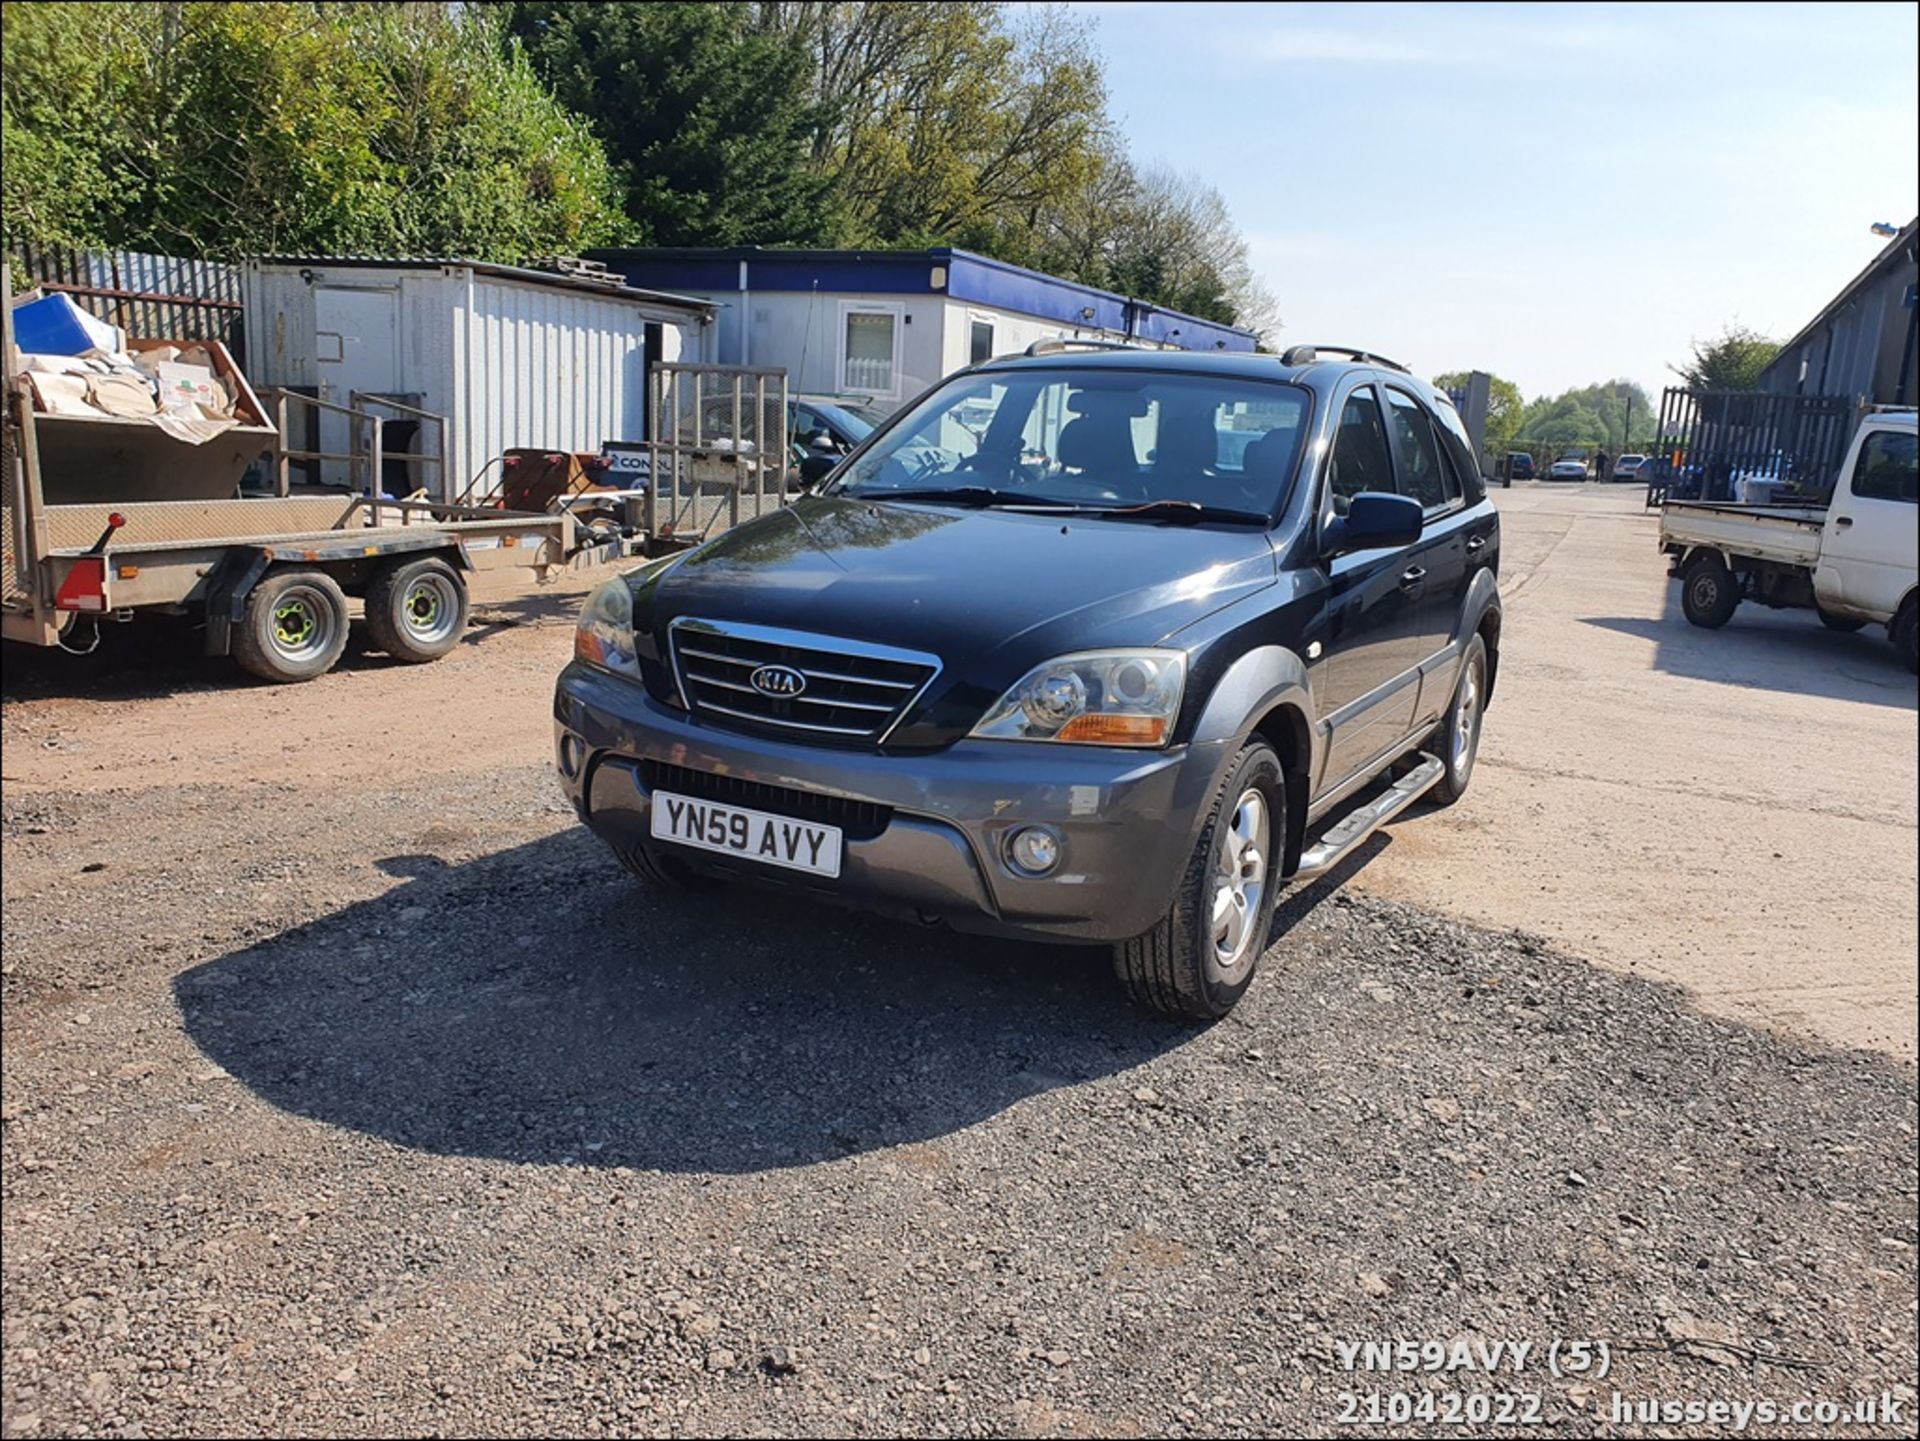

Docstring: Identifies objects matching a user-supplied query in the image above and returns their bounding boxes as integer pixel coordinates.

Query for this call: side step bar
[1292,755,1445,880]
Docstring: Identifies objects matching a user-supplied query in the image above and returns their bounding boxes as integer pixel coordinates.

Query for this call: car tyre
[1680,552,1740,629]
[1893,597,1919,674]
[365,556,469,663]
[233,568,351,683]
[1114,741,1282,1023]
[1815,602,1865,634]
[1431,634,1487,805]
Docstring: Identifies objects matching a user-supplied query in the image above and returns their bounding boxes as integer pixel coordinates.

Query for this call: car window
[834,367,1309,516]
[1850,429,1918,503]
[1384,388,1459,512]
[1327,387,1395,516]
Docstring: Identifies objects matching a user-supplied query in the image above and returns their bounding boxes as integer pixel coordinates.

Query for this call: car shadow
[1582,581,1916,711]
[172,828,1369,1175]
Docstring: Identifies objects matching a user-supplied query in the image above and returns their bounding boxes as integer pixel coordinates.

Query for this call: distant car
[682,393,888,461]
[1548,457,1590,481]
[1612,453,1648,482]
[1507,452,1535,481]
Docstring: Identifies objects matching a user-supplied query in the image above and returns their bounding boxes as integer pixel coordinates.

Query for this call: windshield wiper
[853,486,1074,510]
[1068,498,1270,525]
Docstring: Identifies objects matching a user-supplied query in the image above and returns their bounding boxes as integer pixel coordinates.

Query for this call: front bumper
[554,662,1228,943]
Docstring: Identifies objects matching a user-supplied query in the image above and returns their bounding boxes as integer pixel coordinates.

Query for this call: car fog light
[1006,825,1062,876]
[557,731,584,779]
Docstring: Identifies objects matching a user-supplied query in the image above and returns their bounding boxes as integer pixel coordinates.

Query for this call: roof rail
[1278,344,1409,374]
[1024,337,1146,357]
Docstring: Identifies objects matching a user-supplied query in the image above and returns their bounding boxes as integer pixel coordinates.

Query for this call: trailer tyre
[1680,553,1740,629]
[366,557,469,663]
[1894,598,1919,674]
[233,569,351,683]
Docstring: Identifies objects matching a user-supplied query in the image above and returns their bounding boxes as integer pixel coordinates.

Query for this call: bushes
[1,2,627,260]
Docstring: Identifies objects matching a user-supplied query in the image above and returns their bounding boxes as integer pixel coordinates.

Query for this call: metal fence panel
[1649,388,1858,505]
[7,241,245,365]
[647,363,791,543]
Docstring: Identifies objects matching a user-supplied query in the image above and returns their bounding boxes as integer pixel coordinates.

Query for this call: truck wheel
[1815,602,1865,634]
[366,556,468,663]
[1114,741,1281,1023]
[1894,599,1919,674]
[1431,634,1487,805]
[1680,553,1740,629]
[233,569,350,683]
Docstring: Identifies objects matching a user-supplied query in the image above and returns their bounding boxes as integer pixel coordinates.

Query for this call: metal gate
[7,242,245,364]
[1648,388,1857,506]
[646,363,791,543]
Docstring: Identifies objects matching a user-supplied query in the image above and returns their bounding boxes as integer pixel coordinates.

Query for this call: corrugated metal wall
[10,243,245,360]
[458,275,652,498]
[244,262,693,499]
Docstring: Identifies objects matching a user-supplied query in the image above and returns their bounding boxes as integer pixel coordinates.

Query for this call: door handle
[1399,566,1427,589]
[1833,516,1853,528]
[1465,536,1487,553]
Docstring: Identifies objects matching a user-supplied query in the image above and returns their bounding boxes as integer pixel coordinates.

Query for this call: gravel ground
[3,745,1915,1437]
[3,587,1917,1438]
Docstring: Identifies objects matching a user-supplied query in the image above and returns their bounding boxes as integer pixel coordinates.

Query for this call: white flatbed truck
[1658,409,1918,672]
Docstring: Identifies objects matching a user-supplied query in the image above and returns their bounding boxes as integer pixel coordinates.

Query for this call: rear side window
[1328,387,1394,514]
[1384,388,1461,512]
[1851,429,1918,503]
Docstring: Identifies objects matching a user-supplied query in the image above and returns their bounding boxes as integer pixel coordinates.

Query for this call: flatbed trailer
[3,375,574,682]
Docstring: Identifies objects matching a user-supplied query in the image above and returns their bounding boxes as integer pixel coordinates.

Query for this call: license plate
[649,790,842,878]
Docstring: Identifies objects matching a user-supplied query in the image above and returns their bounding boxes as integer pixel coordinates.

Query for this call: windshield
[830,367,1310,518]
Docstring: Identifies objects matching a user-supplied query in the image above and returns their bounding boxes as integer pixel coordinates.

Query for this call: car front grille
[668,618,939,746]
[639,759,893,842]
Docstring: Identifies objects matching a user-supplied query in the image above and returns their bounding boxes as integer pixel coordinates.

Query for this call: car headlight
[573,575,639,675]
[971,649,1187,747]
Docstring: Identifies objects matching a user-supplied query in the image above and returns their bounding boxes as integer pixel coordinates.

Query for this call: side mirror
[807,431,837,452]
[1322,491,1423,558]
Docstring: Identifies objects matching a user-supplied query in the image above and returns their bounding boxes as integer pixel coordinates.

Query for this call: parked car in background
[1549,456,1590,481]
[683,393,890,470]
[1612,453,1648,482]
[1507,452,1535,481]
[558,342,1504,1020]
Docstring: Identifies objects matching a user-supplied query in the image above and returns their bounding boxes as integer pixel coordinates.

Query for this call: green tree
[1,3,626,259]
[1433,372,1525,458]
[1098,166,1277,338]
[1674,324,1781,391]
[1517,379,1656,454]
[0,0,126,246]
[762,2,1108,258]
[509,1,834,246]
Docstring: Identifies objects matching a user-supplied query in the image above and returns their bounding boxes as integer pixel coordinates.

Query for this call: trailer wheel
[365,556,469,663]
[1680,553,1740,629]
[233,569,351,683]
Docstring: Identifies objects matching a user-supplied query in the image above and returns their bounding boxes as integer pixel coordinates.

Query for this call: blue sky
[1069,1,1919,400]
